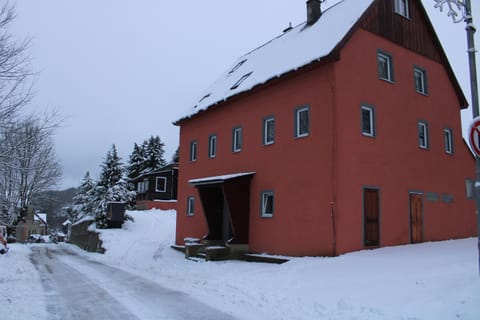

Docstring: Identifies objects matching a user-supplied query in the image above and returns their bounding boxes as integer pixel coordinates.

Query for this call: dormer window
[394,0,410,18]
[231,72,252,90]
[229,59,247,74]
[199,93,211,103]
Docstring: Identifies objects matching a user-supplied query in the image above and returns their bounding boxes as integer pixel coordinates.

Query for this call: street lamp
[434,0,480,275]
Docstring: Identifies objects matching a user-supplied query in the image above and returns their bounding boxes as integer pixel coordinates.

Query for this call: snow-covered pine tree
[172,146,179,163]
[126,142,146,180]
[92,145,135,228]
[70,171,95,222]
[143,136,166,173]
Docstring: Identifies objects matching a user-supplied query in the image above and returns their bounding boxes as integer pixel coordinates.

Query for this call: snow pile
[1,210,479,319]
[93,210,480,320]
[0,244,47,320]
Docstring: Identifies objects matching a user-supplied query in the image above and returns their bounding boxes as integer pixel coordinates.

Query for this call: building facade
[174,0,477,256]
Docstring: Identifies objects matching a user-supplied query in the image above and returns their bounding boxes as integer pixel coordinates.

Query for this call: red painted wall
[177,62,338,256]
[333,29,476,254]
[175,27,476,256]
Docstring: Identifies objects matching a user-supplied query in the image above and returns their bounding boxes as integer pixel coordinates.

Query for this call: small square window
[155,177,167,192]
[261,191,274,218]
[295,106,310,138]
[444,128,454,154]
[190,140,197,162]
[208,135,217,158]
[263,117,275,145]
[232,127,242,152]
[361,105,375,137]
[377,51,394,82]
[394,0,410,18]
[414,67,428,95]
[418,121,429,149]
[187,196,195,216]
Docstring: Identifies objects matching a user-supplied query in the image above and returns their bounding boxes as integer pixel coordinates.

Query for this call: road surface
[30,245,237,320]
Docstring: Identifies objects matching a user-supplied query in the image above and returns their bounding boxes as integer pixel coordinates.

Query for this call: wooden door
[410,193,423,243]
[364,188,380,246]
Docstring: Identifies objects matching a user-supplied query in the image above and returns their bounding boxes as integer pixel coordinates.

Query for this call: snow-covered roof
[176,0,374,123]
[35,213,47,225]
[189,172,255,185]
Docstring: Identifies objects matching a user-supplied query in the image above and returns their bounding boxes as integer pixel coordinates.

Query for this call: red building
[174,0,477,257]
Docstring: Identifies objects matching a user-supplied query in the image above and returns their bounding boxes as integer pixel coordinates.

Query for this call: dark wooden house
[133,163,178,211]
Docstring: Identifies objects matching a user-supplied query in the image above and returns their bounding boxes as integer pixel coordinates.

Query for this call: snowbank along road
[30,245,238,320]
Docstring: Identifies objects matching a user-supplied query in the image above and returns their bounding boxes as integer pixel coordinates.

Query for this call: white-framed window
[232,127,242,152]
[414,67,428,95]
[444,128,454,154]
[418,121,429,149]
[377,51,394,82]
[137,179,149,193]
[263,116,275,145]
[394,0,410,18]
[361,105,376,137]
[155,177,167,192]
[295,106,310,138]
[190,140,197,162]
[261,191,274,218]
[187,196,195,216]
[208,134,217,158]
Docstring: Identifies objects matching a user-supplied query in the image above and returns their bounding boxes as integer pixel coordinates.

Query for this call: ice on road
[30,245,237,320]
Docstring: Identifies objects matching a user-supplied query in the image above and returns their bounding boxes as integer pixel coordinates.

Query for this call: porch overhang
[189,172,255,245]
[189,172,255,186]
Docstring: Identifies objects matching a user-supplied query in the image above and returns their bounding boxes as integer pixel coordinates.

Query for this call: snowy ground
[1,209,479,319]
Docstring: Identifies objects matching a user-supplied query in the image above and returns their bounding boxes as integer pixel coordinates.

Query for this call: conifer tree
[126,142,145,180]
[92,145,135,228]
[143,136,166,172]
[70,171,95,222]
[172,147,179,163]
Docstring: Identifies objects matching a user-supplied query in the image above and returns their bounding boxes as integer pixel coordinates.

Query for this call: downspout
[329,63,338,257]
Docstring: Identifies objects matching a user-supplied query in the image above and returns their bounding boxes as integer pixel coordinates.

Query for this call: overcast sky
[10,0,478,189]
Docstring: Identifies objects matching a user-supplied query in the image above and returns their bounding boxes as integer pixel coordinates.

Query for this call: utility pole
[434,0,480,276]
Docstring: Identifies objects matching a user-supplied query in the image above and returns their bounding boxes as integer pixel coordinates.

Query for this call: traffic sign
[469,117,480,157]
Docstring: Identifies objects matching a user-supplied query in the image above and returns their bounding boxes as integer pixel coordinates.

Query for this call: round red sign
[469,117,480,157]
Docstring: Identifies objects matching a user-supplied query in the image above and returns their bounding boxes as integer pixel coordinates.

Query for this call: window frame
[208,134,217,158]
[232,126,243,153]
[394,0,410,18]
[187,196,195,216]
[418,121,429,149]
[377,50,395,82]
[263,116,275,145]
[137,179,149,193]
[155,176,167,192]
[444,128,454,154]
[260,191,275,218]
[295,106,310,138]
[414,66,428,95]
[189,140,198,162]
[361,104,376,137]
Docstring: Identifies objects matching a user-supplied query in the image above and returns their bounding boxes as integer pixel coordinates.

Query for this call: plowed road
[30,245,237,320]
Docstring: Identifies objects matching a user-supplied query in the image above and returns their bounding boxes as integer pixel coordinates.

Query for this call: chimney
[306,0,321,25]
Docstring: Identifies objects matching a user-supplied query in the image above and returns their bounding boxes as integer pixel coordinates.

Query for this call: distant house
[173,0,477,257]
[132,162,178,211]
[16,208,48,241]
